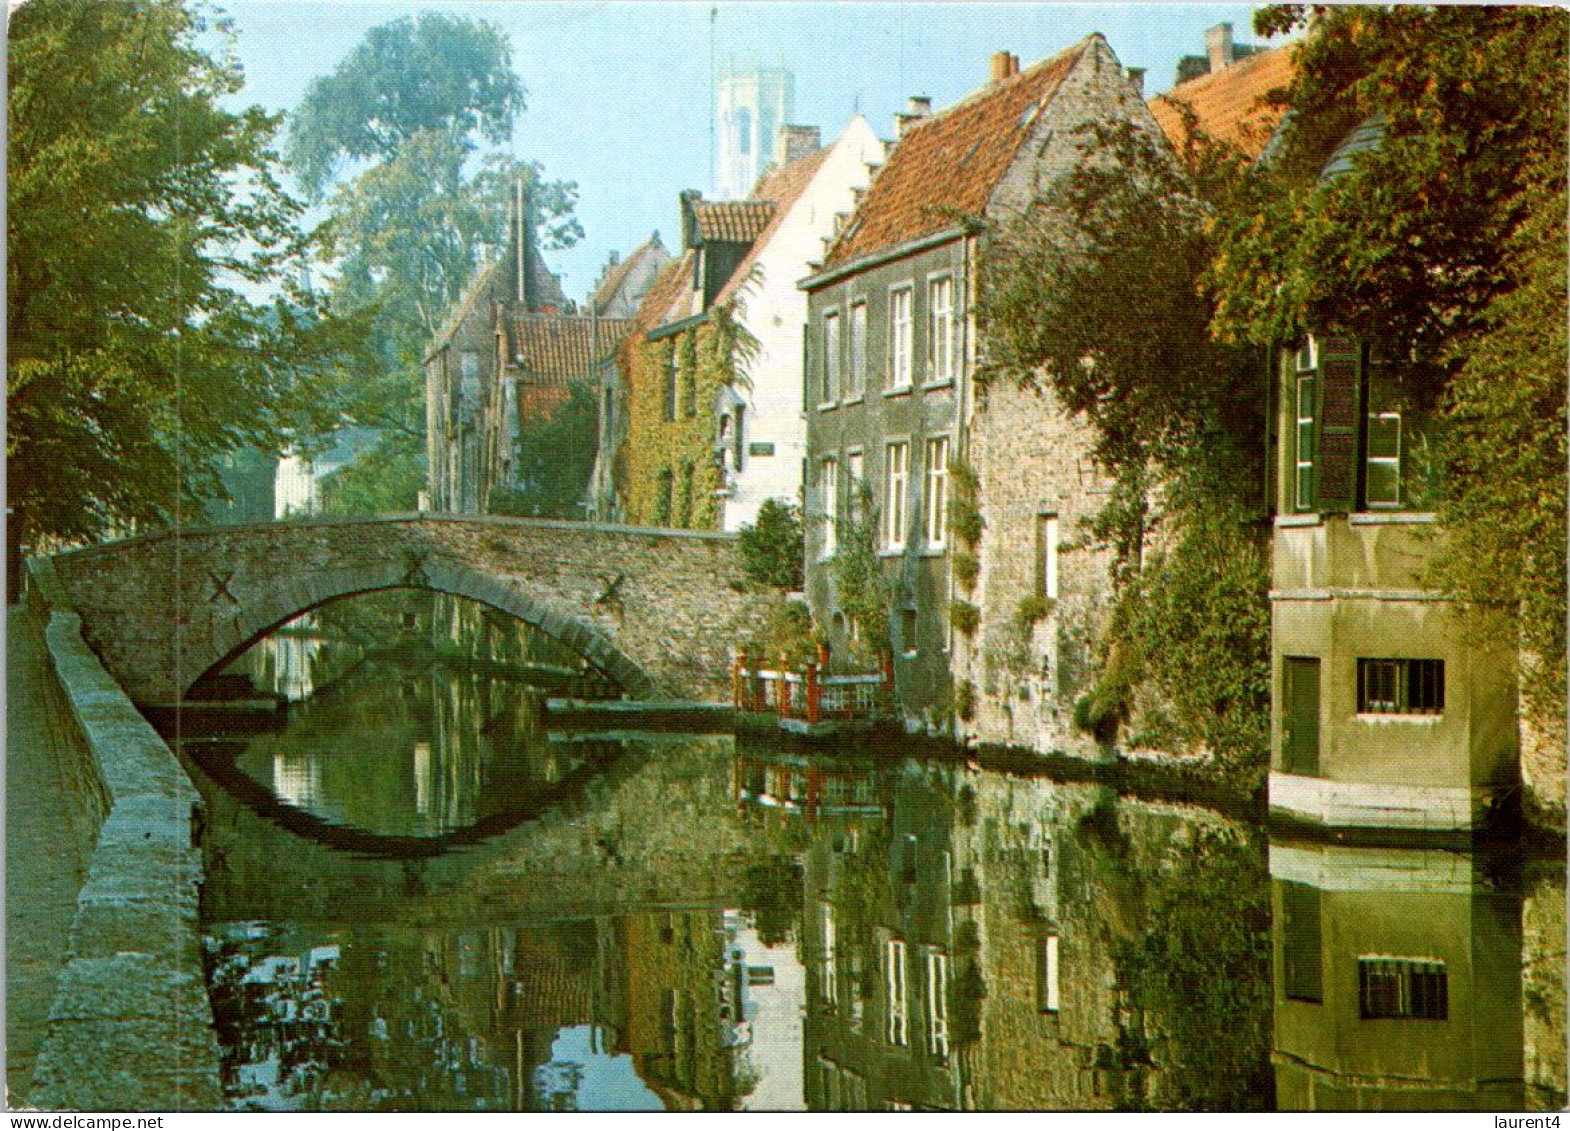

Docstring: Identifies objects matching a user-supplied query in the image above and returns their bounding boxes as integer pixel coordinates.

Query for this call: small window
[927,276,953,383]
[849,301,868,396]
[1365,411,1401,507]
[846,451,865,528]
[924,950,949,1062]
[1359,958,1447,1020]
[885,938,908,1046]
[889,287,913,389]
[1295,337,1318,372]
[822,312,841,404]
[459,350,480,379]
[819,458,838,560]
[1037,513,1059,600]
[884,441,909,550]
[924,437,949,548]
[900,608,917,656]
[1037,933,1060,1013]
[1357,658,1444,715]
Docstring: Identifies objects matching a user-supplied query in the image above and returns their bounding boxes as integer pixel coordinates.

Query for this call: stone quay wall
[24,559,221,1110]
[47,514,780,707]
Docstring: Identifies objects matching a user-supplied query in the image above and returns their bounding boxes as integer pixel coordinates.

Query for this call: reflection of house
[1269,840,1524,1110]
[1266,121,1518,831]
[802,39,1154,730]
[732,752,885,822]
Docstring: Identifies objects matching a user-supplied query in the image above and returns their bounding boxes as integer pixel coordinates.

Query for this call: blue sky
[221,2,1275,304]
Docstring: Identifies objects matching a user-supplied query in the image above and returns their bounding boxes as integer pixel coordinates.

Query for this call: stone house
[801,36,1155,732]
[616,123,878,531]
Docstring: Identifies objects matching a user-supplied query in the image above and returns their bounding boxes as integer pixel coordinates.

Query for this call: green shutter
[1315,334,1362,513]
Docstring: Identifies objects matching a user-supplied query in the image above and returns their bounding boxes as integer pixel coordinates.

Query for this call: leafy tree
[286,13,582,513]
[317,431,427,517]
[737,499,805,590]
[287,12,524,201]
[7,0,362,579]
[490,378,600,520]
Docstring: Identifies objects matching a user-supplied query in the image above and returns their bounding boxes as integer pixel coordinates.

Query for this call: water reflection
[191,606,1564,1110]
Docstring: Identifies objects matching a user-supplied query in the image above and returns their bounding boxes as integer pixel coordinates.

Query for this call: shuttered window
[1315,334,1362,513]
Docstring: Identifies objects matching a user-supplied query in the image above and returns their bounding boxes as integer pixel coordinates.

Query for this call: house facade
[802,37,1156,731]
[1266,124,1519,832]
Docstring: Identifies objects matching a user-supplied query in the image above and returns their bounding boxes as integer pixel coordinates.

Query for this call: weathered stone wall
[1519,655,1567,830]
[1523,869,1567,1109]
[956,376,1116,758]
[25,574,221,1110]
[46,515,779,706]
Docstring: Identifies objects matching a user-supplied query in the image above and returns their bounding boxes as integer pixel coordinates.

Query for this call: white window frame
[924,949,949,1061]
[821,311,841,406]
[848,300,868,399]
[1295,372,1316,511]
[888,286,913,390]
[924,436,949,548]
[1040,933,1060,1013]
[846,450,865,529]
[885,938,908,1046]
[926,275,953,385]
[1365,410,1402,508]
[819,457,838,560]
[884,441,909,551]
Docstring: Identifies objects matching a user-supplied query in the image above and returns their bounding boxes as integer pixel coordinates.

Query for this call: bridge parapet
[44,515,781,706]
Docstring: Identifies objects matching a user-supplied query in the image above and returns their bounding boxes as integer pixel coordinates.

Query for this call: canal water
[159,591,1567,1113]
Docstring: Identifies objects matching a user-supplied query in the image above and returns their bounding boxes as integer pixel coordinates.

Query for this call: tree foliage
[737,499,805,590]
[492,378,600,520]
[286,12,525,200]
[7,0,363,560]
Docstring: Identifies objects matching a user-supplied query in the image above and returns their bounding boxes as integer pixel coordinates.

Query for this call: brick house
[801,36,1155,733]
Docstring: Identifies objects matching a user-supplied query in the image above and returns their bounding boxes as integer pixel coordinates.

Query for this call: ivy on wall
[620,303,756,531]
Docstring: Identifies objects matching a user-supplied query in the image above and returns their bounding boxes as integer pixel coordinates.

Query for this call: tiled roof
[692,199,776,243]
[1148,44,1296,161]
[715,145,834,307]
[822,37,1092,268]
[1320,112,1386,180]
[505,313,632,384]
[631,252,699,331]
[590,234,667,316]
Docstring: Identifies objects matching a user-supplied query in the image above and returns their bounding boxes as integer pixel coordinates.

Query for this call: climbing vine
[620,302,757,530]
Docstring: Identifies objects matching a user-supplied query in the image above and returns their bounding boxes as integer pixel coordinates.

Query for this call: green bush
[949,599,980,636]
[951,548,980,590]
[737,498,804,589]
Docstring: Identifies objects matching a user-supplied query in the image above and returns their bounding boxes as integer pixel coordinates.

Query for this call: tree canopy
[7,0,362,564]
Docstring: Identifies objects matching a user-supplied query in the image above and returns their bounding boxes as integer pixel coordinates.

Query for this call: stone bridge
[39,514,780,706]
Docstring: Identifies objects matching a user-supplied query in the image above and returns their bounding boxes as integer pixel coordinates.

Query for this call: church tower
[715,64,794,199]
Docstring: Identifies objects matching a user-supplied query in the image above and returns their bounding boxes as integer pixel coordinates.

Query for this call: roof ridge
[900,34,1097,138]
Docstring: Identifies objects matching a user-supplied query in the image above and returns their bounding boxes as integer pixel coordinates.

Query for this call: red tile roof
[692,199,776,243]
[1149,44,1296,161]
[632,252,698,331]
[505,313,632,384]
[822,37,1092,268]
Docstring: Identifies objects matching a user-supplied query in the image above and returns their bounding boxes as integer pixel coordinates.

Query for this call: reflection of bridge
[37,515,778,705]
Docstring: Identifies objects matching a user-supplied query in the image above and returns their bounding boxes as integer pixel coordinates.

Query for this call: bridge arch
[201,556,657,701]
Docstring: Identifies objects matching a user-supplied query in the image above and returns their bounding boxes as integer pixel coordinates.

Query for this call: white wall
[722,115,884,532]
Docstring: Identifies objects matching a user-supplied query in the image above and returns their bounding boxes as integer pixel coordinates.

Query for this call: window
[819,902,838,1005]
[733,404,745,471]
[884,442,908,550]
[847,451,865,528]
[664,349,679,422]
[1357,658,1444,715]
[849,301,867,397]
[889,287,913,389]
[1365,411,1402,507]
[924,950,949,1061]
[885,939,908,1046]
[1359,958,1447,1020]
[1295,371,1316,511]
[1295,337,1318,372]
[927,276,953,383]
[459,350,480,380]
[924,437,949,547]
[899,608,918,656]
[1037,933,1060,1013]
[1037,513,1059,600]
[819,458,838,559]
[822,312,841,404]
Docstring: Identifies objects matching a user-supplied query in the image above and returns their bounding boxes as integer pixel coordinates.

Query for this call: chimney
[776,124,822,165]
[1126,67,1146,96]
[1206,23,1235,73]
[989,50,1020,83]
[894,95,931,138]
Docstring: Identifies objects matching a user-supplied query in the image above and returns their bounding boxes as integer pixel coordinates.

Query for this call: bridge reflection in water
[168,592,1566,1113]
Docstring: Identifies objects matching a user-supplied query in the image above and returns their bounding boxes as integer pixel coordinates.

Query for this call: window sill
[922,378,955,392]
[878,548,906,559]
[1275,514,1321,528]
[882,385,914,399]
[815,401,840,413]
[1353,712,1444,723]
[916,546,947,558]
[1349,511,1438,525]
[839,394,865,406]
